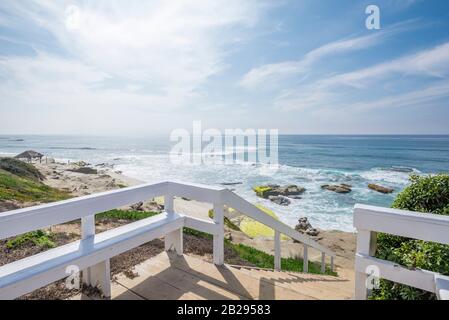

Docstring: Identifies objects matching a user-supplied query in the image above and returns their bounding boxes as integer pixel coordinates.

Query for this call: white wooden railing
[0,181,335,299]
[354,204,449,300]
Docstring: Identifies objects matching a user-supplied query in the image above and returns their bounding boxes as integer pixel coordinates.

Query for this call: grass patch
[0,169,70,202]
[96,209,159,221]
[183,226,335,275]
[227,242,336,275]
[6,230,56,249]
[0,157,44,181]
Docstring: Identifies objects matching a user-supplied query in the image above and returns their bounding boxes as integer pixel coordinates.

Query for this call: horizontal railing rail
[353,204,449,300]
[0,180,336,299]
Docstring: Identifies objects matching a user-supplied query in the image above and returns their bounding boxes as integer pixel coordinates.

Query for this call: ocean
[1,134,448,231]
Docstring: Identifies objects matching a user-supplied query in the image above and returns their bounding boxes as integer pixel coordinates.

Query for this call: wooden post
[165,228,183,255]
[164,193,174,214]
[330,256,334,273]
[213,203,224,265]
[321,252,326,274]
[274,230,281,271]
[354,229,377,300]
[303,244,308,273]
[81,215,111,298]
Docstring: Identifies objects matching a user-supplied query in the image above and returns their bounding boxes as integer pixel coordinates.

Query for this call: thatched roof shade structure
[14,150,44,163]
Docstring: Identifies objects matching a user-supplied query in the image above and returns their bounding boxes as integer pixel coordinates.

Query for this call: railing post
[354,229,377,300]
[321,252,326,274]
[213,203,225,265]
[330,256,334,273]
[81,215,111,298]
[274,230,281,271]
[164,193,174,214]
[303,244,308,273]
[164,193,183,255]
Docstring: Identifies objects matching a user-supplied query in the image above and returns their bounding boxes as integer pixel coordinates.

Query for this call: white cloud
[274,41,449,112]
[0,0,265,134]
[239,21,415,89]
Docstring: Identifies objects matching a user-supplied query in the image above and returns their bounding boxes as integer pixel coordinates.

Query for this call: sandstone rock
[131,201,144,211]
[306,228,319,236]
[368,184,394,194]
[268,195,291,206]
[321,184,352,194]
[253,184,305,199]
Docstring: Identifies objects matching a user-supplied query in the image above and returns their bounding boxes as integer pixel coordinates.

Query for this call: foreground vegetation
[0,158,69,202]
[372,174,449,300]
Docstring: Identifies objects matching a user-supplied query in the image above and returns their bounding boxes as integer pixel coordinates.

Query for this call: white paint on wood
[354,204,449,300]
[355,254,437,293]
[274,230,281,271]
[0,180,337,299]
[354,229,377,300]
[184,216,218,235]
[0,212,184,299]
[213,203,224,265]
[321,252,325,274]
[165,228,183,256]
[435,275,449,300]
[303,244,308,273]
[354,204,449,245]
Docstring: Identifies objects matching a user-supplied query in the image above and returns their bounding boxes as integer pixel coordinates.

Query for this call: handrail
[353,204,449,300]
[0,180,336,271]
[222,190,336,257]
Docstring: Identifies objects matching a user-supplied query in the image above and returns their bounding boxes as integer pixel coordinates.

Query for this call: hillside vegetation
[0,158,69,203]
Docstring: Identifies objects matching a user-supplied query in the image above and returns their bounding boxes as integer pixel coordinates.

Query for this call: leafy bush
[96,209,159,221]
[6,230,56,249]
[0,157,44,181]
[372,174,449,300]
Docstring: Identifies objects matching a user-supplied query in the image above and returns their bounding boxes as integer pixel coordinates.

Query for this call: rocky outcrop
[321,183,352,194]
[368,184,394,194]
[253,184,305,199]
[267,195,291,206]
[294,217,320,237]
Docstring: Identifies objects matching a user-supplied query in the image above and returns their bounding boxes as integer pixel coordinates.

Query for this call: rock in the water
[321,184,352,194]
[253,184,306,199]
[220,182,243,186]
[368,184,394,194]
[268,195,291,206]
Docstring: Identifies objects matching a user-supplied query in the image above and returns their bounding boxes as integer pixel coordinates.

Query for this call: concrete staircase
[72,252,354,300]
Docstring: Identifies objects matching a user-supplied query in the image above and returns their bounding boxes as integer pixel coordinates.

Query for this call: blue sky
[0,0,448,135]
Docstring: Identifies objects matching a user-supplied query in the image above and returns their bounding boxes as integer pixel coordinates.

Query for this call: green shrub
[96,209,159,221]
[372,174,449,300]
[6,230,56,249]
[0,157,44,181]
[0,169,70,202]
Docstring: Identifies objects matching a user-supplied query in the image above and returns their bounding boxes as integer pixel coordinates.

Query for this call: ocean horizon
[1,134,448,232]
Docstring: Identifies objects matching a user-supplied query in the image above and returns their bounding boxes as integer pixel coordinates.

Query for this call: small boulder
[131,201,144,211]
[295,217,312,233]
[368,184,394,194]
[253,184,305,199]
[321,184,352,194]
[306,228,319,236]
[268,195,291,206]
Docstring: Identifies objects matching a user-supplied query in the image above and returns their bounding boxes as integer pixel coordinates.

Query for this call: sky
[0,0,449,135]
